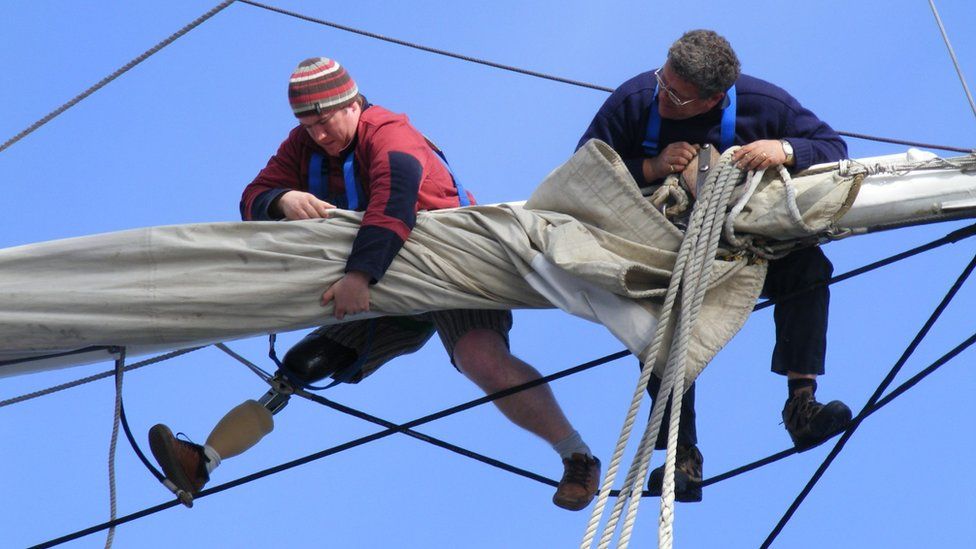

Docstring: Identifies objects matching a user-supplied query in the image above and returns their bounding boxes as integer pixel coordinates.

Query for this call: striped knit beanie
[288,57,359,117]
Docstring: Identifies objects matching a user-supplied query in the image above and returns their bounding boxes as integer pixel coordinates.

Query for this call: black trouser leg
[644,366,698,450]
[763,246,833,376]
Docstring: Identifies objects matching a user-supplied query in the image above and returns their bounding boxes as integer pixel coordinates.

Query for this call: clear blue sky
[2,1,974,547]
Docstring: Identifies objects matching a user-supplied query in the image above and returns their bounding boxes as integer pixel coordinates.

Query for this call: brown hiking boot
[148,424,211,498]
[782,391,852,451]
[552,453,600,511]
[647,444,703,502]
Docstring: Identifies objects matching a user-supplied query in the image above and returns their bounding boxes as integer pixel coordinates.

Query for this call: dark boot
[782,390,852,450]
[647,444,703,502]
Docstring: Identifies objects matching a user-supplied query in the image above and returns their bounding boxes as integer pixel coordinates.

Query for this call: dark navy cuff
[623,157,646,185]
[250,188,292,221]
[346,225,405,283]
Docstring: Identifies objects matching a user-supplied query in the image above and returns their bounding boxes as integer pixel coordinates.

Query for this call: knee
[281,334,359,385]
[453,329,513,381]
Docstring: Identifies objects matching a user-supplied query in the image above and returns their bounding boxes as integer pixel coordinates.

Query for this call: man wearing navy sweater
[578,30,852,502]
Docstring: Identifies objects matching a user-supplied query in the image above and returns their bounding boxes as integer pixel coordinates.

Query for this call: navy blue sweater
[578,71,847,184]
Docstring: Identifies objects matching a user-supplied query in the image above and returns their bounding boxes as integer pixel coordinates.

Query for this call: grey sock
[553,430,592,460]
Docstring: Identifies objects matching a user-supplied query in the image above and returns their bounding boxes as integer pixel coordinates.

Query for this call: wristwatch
[780,140,795,166]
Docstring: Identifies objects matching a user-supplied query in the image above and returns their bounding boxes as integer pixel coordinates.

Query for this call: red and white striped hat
[288,57,359,117]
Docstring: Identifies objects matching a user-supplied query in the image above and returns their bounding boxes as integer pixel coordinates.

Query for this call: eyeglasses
[654,68,697,107]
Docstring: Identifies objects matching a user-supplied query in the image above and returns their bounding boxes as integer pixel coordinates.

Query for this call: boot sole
[790,401,853,451]
[552,493,595,512]
[148,424,199,496]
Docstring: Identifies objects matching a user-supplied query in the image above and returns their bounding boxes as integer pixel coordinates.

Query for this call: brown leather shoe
[552,453,600,511]
[148,424,210,496]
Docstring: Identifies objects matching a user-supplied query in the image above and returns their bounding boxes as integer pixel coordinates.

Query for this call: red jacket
[241,103,475,281]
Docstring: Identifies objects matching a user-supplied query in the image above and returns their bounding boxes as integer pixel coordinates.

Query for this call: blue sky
[2,1,974,547]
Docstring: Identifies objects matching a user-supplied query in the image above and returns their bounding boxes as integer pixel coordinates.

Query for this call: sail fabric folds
[0,140,766,381]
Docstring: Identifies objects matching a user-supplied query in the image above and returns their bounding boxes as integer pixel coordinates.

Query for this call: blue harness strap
[643,83,737,156]
[342,153,360,210]
[425,138,471,207]
[308,152,325,201]
[720,85,737,152]
[308,142,471,210]
[307,152,362,210]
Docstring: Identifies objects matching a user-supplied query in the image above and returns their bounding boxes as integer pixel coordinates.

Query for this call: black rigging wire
[11,220,976,545]
[703,329,976,487]
[30,350,628,548]
[754,222,976,312]
[0,0,236,155]
[296,389,561,488]
[761,252,976,548]
[32,317,976,548]
[0,347,205,408]
[1,2,973,546]
[2,0,972,155]
[237,0,974,155]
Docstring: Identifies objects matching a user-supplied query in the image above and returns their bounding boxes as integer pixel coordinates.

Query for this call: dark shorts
[308,309,513,381]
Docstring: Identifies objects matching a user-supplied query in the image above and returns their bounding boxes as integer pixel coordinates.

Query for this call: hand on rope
[731,139,788,171]
[322,270,371,319]
[644,142,700,182]
[276,190,336,220]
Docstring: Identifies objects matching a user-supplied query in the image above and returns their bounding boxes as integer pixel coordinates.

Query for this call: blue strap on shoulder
[312,144,470,211]
[308,152,325,200]
[720,85,736,152]
[342,153,360,210]
[430,148,471,207]
[643,84,738,156]
[641,82,663,156]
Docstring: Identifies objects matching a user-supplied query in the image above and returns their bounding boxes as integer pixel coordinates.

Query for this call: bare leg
[452,329,574,445]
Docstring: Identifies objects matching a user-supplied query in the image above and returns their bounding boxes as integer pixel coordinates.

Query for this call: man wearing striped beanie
[148,57,600,511]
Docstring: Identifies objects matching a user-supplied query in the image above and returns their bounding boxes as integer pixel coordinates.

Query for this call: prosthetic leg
[149,331,359,506]
[205,331,361,461]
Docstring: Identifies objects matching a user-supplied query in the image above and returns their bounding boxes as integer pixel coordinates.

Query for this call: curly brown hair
[667,30,741,98]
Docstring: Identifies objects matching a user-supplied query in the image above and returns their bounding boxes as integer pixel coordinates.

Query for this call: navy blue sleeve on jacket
[242,188,291,221]
[783,103,848,170]
[346,150,423,282]
[578,80,655,184]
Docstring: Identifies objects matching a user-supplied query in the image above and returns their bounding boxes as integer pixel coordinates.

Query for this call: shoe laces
[175,432,206,456]
[675,445,702,477]
[784,391,824,430]
[563,456,595,485]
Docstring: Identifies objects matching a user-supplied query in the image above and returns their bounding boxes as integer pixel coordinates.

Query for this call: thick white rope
[580,202,695,549]
[778,165,818,234]
[619,162,733,547]
[647,160,743,548]
[580,151,746,549]
[723,165,837,260]
[723,169,766,248]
